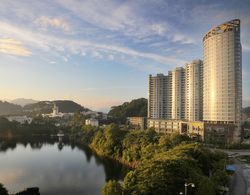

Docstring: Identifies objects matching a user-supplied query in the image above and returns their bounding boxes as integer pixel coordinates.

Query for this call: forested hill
[23,100,90,114]
[243,107,250,117]
[0,100,89,116]
[108,98,147,123]
[0,101,23,116]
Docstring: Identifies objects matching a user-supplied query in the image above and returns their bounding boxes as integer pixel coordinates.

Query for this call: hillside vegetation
[0,100,89,116]
[0,101,23,116]
[108,98,147,124]
[69,122,229,195]
[243,107,250,117]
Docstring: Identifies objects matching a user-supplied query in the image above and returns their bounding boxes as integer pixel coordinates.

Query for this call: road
[229,159,249,195]
[221,149,250,195]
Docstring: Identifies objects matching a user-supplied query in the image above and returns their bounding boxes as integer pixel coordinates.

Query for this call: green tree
[122,129,158,163]
[0,183,8,195]
[108,98,147,124]
[196,177,215,195]
[124,155,200,195]
[91,124,126,157]
[102,180,123,195]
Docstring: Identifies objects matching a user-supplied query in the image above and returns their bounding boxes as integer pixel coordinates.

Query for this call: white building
[52,103,59,117]
[85,118,99,127]
[203,19,242,142]
[42,103,74,118]
[7,116,33,124]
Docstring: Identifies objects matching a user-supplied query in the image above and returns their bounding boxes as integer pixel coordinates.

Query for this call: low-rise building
[204,122,236,145]
[187,121,205,141]
[7,116,33,124]
[42,104,74,118]
[147,119,188,135]
[127,117,147,130]
[85,118,99,127]
[148,118,238,143]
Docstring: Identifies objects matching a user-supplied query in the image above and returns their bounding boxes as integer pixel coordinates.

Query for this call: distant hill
[23,100,90,114]
[11,98,38,107]
[243,107,250,117]
[108,98,147,124]
[0,100,90,116]
[0,101,23,116]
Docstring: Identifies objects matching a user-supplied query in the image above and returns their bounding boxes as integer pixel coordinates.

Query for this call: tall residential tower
[203,19,242,142]
[148,74,172,119]
[171,67,186,119]
[185,60,203,121]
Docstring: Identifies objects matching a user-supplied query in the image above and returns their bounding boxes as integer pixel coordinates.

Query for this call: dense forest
[0,117,59,138]
[69,120,230,195]
[108,98,147,124]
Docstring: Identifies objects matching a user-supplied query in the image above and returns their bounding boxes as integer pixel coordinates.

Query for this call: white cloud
[108,54,114,60]
[172,34,197,44]
[0,38,31,56]
[0,20,185,67]
[55,0,193,44]
[36,16,70,32]
[242,43,250,52]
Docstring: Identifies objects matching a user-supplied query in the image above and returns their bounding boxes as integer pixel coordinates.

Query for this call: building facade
[171,67,186,120]
[203,19,242,142]
[148,119,188,135]
[85,118,99,127]
[148,74,171,119]
[127,117,147,130]
[185,60,203,121]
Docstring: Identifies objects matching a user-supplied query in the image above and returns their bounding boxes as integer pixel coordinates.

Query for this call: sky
[0,0,250,112]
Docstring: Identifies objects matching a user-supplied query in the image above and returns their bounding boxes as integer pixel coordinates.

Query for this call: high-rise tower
[185,60,203,121]
[203,19,242,142]
[148,74,172,119]
[171,67,185,119]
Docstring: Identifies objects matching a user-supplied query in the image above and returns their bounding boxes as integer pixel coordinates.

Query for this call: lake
[0,138,127,195]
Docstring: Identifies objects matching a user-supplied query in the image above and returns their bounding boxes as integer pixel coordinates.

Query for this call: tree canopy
[108,98,147,124]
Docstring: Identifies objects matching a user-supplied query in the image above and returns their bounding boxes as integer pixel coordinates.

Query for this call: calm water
[0,139,127,195]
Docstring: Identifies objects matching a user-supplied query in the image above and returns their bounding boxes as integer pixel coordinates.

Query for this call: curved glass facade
[203,19,242,140]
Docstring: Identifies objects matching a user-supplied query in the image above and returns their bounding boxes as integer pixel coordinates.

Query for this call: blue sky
[0,0,250,112]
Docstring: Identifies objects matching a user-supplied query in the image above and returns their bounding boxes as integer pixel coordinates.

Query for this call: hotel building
[203,19,242,142]
[147,19,242,143]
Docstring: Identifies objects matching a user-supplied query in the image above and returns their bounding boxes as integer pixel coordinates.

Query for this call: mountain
[0,100,90,116]
[11,98,38,107]
[0,101,23,116]
[108,98,147,123]
[23,100,90,114]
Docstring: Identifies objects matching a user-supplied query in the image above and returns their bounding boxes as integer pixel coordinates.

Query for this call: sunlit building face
[203,19,242,140]
[185,60,203,121]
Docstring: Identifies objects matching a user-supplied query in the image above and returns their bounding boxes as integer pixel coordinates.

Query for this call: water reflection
[0,138,128,195]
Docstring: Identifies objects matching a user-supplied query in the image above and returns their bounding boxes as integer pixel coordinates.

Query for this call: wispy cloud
[55,0,195,45]
[0,20,185,67]
[0,38,31,56]
[36,16,70,32]
[242,43,250,52]
[81,86,143,91]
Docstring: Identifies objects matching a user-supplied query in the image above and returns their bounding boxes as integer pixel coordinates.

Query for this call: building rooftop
[203,19,240,42]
